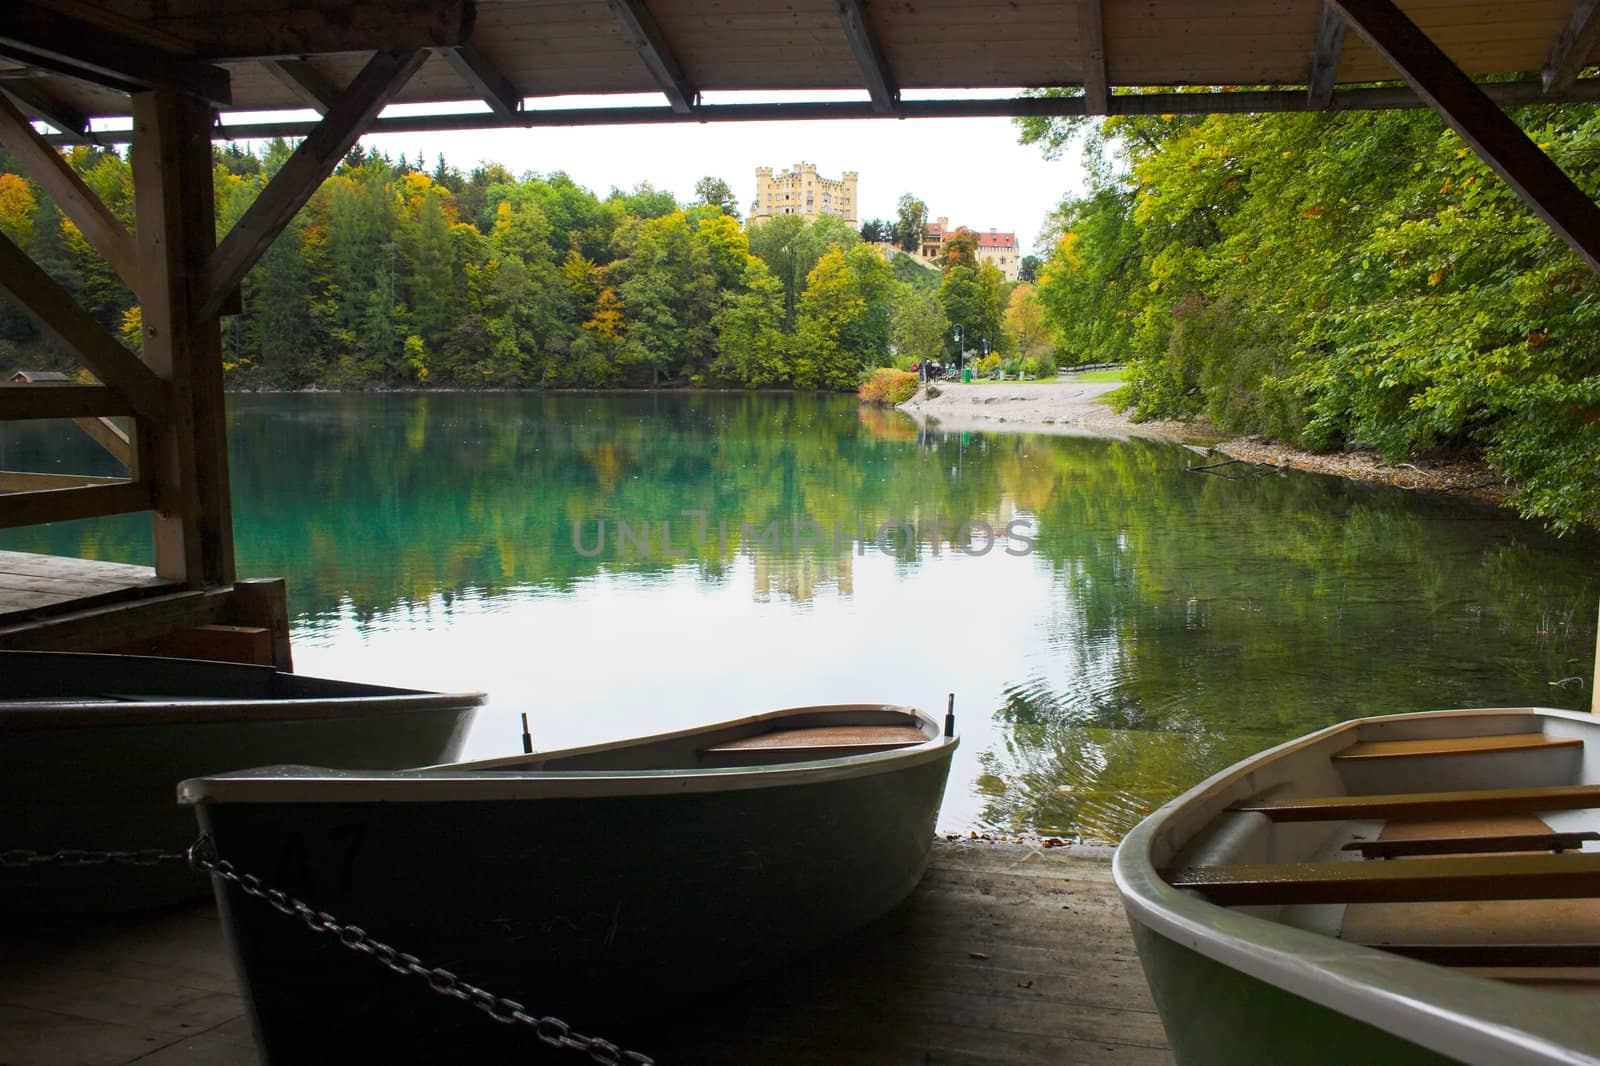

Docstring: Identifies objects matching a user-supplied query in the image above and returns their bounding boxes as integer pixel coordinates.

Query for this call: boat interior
[455,704,941,773]
[1157,710,1600,995]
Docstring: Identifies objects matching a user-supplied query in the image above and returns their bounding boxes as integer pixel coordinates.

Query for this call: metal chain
[6,837,655,1066]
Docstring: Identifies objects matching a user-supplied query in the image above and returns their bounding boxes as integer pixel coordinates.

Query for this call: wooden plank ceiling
[0,0,1597,131]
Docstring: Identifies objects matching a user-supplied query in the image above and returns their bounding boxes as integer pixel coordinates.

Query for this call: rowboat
[179,702,956,1062]
[1114,706,1600,1066]
[2,650,482,912]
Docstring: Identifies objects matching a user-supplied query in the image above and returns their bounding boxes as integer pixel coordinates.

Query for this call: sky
[330,92,1091,258]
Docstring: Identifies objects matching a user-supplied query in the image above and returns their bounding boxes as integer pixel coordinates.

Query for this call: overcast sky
[336,92,1090,258]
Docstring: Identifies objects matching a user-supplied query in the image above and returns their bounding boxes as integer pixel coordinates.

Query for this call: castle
[749,163,858,225]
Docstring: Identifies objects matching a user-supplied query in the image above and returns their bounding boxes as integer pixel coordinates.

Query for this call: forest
[0,142,1047,394]
[1021,98,1600,529]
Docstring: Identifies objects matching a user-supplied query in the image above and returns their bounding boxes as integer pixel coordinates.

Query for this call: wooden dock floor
[0,551,172,623]
[0,842,1172,1065]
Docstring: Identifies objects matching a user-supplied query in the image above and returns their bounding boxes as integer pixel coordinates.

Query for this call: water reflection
[1,393,1594,838]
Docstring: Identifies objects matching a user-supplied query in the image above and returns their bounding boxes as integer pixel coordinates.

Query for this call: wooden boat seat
[1371,942,1600,967]
[1342,831,1600,859]
[1333,733,1582,761]
[1230,784,1600,822]
[703,725,927,755]
[1165,852,1600,906]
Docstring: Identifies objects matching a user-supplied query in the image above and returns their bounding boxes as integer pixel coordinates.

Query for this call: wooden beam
[261,59,339,115]
[231,577,293,671]
[608,0,697,115]
[1545,0,1600,94]
[0,481,152,529]
[141,1,474,61]
[0,94,138,290]
[0,585,232,651]
[132,91,235,587]
[836,0,898,116]
[439,44,523,122]
[118,78,1600,143]
[0,81,92,143]
[0,233,168,422]
[0,471,126,492]
[0,384,132,421]
[1078,0,1109,116]
[1308,4,1348,109]
[0,1,230,106]
[1331,0,1600,275]
[196,49,428,322]
[72,415,132,469]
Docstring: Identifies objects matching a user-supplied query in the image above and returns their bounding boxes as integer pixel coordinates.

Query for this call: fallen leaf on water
[969,952,990,960]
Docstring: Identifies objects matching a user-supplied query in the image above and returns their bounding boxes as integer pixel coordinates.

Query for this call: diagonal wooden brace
[1331,0,1600,274]
[0,232,167,422]
[0,93,138,290]
[195,48,428,321]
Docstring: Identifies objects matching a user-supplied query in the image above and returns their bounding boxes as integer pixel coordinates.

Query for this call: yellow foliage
[0,173,36,244]
[584,286,626,343]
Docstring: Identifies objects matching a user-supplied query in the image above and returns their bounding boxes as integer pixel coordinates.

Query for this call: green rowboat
[180,702,957,1063]
[1115,706,1600,1066]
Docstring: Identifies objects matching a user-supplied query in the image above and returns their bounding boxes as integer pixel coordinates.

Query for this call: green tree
[693,176,740,218]
[893,194,928,252]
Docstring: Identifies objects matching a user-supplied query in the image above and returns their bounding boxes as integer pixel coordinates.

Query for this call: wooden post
[232,577,293,672]
[130,91,235,588]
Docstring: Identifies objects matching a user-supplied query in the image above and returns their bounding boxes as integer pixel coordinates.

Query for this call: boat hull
[2,652,479,914]
[193,745,953,1063]
[1127,919,1459,1066]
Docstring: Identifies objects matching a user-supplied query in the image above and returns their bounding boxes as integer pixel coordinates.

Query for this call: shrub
[858,367,921,405]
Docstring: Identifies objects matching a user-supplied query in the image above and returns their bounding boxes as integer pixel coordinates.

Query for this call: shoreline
[898,380,1513,503]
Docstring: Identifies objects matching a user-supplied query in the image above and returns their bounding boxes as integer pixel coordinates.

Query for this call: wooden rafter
[608,0,697,115]
[440,43,524,121]
[1,81,93,143]
[0,1,230,106]
[836,0,899,116]
[1544,0,1600,94]
[0,385,132,421]
[1331,0,1600,274]
[0,234,167,422]
[1079,0,1109,116]
[262,59,339,115]
[139,2,473,61]
[0,94,138,290]
[1308,5,1348,108]
[196,49,428,322]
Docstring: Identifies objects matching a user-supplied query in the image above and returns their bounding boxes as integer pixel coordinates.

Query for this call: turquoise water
[3,392,1595,839]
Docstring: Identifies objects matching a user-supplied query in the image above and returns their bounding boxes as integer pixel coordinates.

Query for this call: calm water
[3,392,1596,839]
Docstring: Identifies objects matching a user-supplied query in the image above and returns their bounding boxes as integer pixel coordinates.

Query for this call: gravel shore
[898,379,1510,501]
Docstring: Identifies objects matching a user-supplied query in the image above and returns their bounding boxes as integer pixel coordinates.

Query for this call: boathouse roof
[4,1,1598,141]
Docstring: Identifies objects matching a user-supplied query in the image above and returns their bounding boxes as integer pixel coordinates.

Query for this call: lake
[3,391,1595,840]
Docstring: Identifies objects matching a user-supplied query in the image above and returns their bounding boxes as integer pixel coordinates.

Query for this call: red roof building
[919,218,1020,280]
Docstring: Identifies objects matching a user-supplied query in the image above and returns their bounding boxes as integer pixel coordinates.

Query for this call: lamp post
[953,323,964,376]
